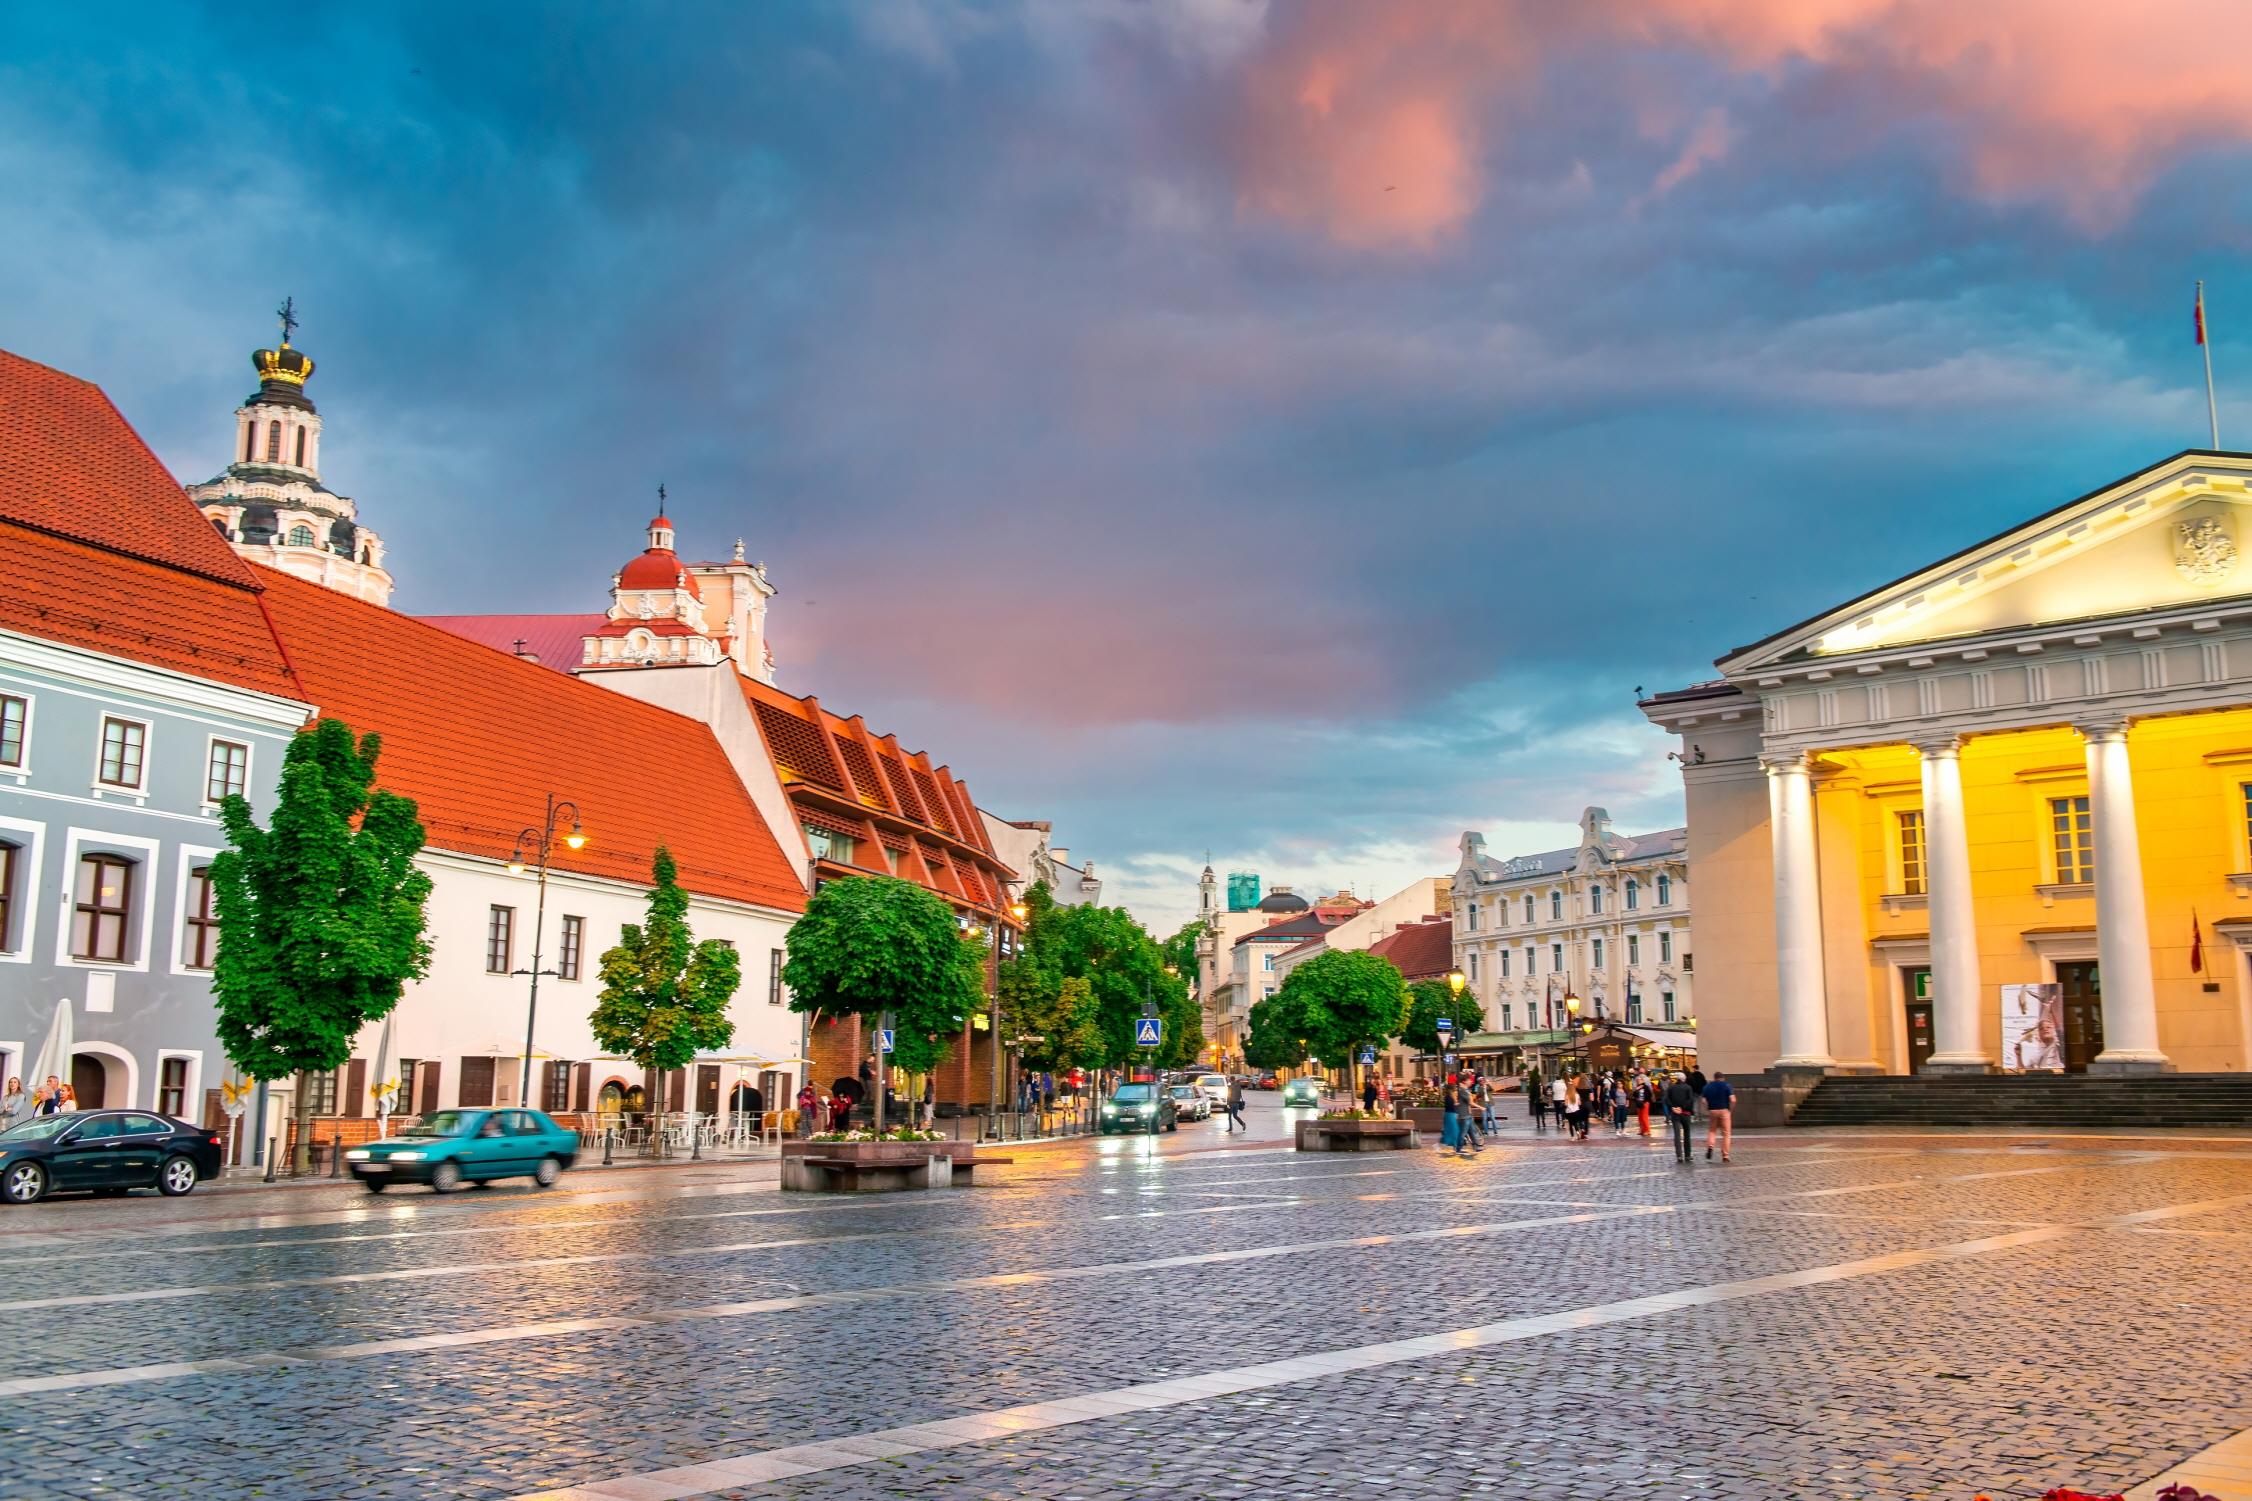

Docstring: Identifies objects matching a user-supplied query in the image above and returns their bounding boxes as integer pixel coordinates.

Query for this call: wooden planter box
[780,1139,950,1192]
[1295,1119,1421,1152]
[1399,1106,1445,1136]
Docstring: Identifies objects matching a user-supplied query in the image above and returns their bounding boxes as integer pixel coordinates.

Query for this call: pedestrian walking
[1526,1072,1546,1132]
[1439,1075,1464,1155]
[795,1082,817,1138]
[1224,1076,1247,1133]
[1687,1066,1708,1118]
[1663,1072,1697,1162]
[1476,1077,1497,1133]
[1702,1071,1735,1162]
[1459,1079,1484,1155]
[1610,1078,1629,1134]
[1548,1073,1568,1130]
[1562,1078,1582,1141]
[1361,1072,1379,1114]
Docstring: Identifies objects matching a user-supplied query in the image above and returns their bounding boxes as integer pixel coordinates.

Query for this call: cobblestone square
[3,1105,2248,1500]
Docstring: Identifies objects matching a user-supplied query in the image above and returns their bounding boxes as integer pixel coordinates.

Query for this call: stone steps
[1789,1073,2252,1127]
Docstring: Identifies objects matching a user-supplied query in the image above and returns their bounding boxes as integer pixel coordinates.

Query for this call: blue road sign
[1358,1048,1376,1066]
[1133,1017,1164,1048]
[878,1029,896,1053]
[1435,1017,1454,1034]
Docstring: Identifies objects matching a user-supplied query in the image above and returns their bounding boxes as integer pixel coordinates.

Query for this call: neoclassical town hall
[1645,451,2252,1081]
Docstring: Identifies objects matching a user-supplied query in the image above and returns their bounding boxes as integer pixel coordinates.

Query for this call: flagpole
[2200,280,2221,448]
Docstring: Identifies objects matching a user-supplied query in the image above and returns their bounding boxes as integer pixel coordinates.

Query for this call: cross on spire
[276,295,299,344]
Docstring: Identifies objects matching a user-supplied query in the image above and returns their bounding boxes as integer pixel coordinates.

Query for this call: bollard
[603,1128,615,1166]
[691,1130,702,1161]
[330,1131,344,1178]
[263,1135,277,1183]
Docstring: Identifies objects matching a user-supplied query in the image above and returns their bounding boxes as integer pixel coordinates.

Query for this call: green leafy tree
[783,875,985,1077]
[1400,978,1486,1056]
[1269,949,1410,1094]
[1160,918,1205,983]
[1005,892,1198,1071]
[590,847,742,1138]
[210,718,433,1175]
[1243,988,1313,1071]
[1051,976,1108,1072]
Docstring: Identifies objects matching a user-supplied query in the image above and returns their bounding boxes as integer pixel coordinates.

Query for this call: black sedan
[0,1110,224,1203]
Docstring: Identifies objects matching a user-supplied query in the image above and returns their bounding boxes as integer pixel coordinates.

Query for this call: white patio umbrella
[25,998,72,1108]
[368,1015,395,1137]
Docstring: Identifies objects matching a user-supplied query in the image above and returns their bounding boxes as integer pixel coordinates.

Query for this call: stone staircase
[1788,1073,2252,1128]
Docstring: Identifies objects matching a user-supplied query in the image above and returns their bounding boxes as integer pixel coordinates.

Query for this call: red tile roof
[0,522,300,698]
[0,348,259,586]
[417,614,605,672]
[256,567,804,913]
[740,676,1014,913]
[1370,917,1455,982]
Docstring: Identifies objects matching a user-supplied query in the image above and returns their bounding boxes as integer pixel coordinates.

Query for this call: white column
[2080,719,2169,1071]
[1916,735,1990,1072]
[1765,751,1834,1067]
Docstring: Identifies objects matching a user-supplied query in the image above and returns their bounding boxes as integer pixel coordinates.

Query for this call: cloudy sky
[7,1,2250,930]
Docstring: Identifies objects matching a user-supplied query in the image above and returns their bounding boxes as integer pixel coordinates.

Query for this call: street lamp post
[508,794,586,1109]
[1443,969,1467,1079]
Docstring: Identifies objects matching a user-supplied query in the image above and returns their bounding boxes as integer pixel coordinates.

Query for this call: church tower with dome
[578,498,778,682]
[188,300,393,605]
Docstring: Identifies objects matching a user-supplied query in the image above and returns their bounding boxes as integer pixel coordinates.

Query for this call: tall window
[0,841,18,953]
[286,524,315,548]
[98,717,146,790]
[1661,989,1676,1022]
[769,948,785,1005]
[159,1057,189,1117]
[487,905,515,974]
[1522,894,1534,923]
[1657,874,1673,906]
[1897,809,1927,895]
[302,1069,338,1116]
[543,1060,571,1114]
[1627,992,1643,1023]
[1262,952,1275,972]
[1499,1002,1513,1031]
[1625,878,1638,910]
[243,422,256,462]
[1590,885,1604,914]
[266,421,282,462]
[1659,931,1673,963]
[0,694,25,767]
[182,866,218,969]
[1627,934,1640,966]
[1465,902,1479,931]
[1524,946,1535,977]
[2050,795,2095,884]
[293,427,308,466]
[1550,890,1562,920]
[206,740,249,803]
[557,915,584,980]
[1467,952,1479,982]
[1551,942,1563,972]
[73,853,134,962]
[1498,949,1511,978]
[1592,937,1605,969]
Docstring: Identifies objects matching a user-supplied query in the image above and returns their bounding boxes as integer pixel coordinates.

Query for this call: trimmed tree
[590,847,741,1148]
[784,874,986,1085]
[1269,949,1410,1098]
[210,718,433,1175]
[1400,978,1485,1058]
[1243,989,1312,1072]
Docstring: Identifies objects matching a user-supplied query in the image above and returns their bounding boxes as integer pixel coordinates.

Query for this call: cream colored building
[1642,450,2252,1079]
[1451,809,1692,1037]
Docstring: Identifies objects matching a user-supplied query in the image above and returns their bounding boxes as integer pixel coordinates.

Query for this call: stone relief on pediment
[2174,514,2239,585]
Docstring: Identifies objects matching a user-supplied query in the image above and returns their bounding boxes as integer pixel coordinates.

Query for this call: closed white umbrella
[368,1015,395,1137]
[25,998,71,1110]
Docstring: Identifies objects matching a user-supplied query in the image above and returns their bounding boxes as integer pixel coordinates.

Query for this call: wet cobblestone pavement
[3,1104,2248,1500]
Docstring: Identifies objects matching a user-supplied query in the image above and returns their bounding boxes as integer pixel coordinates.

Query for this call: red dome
[618,548,699,595]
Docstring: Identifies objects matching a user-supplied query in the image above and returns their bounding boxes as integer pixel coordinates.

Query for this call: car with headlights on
[1281,1076,1325,1107]
[0,1110,224,1204]
[346,1108,579,1193]
[1099,1083,1178,1135]
[1192,1073,1230,1108]
[1166,1084,1213,1121]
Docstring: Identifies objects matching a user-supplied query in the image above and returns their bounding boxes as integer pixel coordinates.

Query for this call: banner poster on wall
[2000,983,2066,1073]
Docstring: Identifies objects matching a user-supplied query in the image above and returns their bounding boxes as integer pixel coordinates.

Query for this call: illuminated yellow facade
[1644,451,2252,1078]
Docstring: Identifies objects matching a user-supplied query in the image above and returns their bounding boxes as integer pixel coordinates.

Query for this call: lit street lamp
[507,794,586,1108]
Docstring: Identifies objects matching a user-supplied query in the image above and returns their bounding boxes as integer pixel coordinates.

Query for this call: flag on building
[2196,285,2208,345]
[2191,909,2204,974]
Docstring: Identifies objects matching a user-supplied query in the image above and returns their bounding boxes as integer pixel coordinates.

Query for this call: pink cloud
[1225,0,2252,246]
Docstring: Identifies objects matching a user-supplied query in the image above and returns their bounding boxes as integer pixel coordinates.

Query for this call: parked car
[1192,1073,1230,1107]
[1281,1076,1324,1107]
[345,1108,580,1193]
[1099,1083,1178,1134]
[1167,1084,1213,1121]
[1252,1072,1280,1090]
[0,1110,223,1204]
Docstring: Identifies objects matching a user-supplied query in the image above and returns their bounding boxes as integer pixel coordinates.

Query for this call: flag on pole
[2196,285,2208,345]
[2191,908,2204,974]
[2197,280,2220,448]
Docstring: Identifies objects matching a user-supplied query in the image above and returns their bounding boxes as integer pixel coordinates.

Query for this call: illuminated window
[2050,796,2095,884]
[74,853,134,962]
[1898,809,1927,895]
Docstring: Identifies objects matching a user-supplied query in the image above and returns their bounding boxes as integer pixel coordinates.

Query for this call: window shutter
[573,1062,591,1113]
[419,1062,441,1115]
[344,1060,368,1118]
[667,1068,687,1114]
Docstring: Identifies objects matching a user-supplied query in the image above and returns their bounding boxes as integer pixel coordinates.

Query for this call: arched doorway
[622,1084,647,1113]
[71,1055,107,1109]
[69,1047,133,1110]
[598,1080,626,1115]
[728,1082,764,1116]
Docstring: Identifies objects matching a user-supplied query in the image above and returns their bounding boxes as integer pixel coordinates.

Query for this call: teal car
[345,1108,579,1194]
[1281,1076,1324,1107]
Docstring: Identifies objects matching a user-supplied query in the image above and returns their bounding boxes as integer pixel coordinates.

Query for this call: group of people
[792,1082,860,1136]
[1434,1071,1501,1157]
[1523,1066,1733,1163]
[1,1075,77,1126]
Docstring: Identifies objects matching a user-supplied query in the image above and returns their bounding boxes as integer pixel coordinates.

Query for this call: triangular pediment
[1722,451,2252,672]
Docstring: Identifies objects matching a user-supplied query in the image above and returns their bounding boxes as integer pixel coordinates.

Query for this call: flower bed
[807,1127,943,1143]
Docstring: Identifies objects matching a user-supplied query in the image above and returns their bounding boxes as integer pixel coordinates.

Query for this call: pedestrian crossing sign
[879,1029,895,1053]
[1133,1017,1163,1048]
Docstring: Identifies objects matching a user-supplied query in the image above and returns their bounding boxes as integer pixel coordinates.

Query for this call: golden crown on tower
[252,295,314,386]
